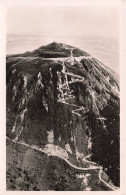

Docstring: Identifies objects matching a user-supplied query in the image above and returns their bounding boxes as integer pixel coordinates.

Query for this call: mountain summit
[7,42,90,58]
[6,42,120,191]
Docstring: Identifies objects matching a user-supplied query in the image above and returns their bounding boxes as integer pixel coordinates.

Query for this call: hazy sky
[7,6,120,38]
[6,6,120,73]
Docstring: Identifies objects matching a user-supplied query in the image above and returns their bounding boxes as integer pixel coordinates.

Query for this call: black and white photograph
[0,0,125,193]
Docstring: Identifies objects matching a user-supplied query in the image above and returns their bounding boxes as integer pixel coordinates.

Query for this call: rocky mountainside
[6,42,120,191]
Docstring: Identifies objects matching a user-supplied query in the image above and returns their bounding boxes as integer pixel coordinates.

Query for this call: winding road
[8,52,118,191]
[56,53,118,191]
[7,136,118,191]
[7,137,101,171]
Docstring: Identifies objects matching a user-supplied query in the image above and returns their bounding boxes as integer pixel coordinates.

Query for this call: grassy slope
[7,139,109,191]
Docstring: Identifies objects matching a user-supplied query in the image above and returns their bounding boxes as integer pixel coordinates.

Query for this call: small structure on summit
[70,49,75,65]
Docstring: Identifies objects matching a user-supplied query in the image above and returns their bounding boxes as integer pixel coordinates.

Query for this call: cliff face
[6,42,120,189]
